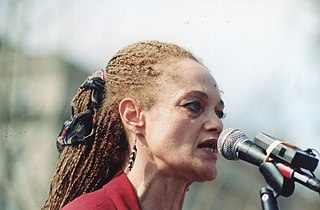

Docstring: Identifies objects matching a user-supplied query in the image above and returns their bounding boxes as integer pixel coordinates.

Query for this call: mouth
[198,140,217,153]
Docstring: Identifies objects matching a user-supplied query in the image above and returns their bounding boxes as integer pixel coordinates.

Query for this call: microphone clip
[259,161,295,197]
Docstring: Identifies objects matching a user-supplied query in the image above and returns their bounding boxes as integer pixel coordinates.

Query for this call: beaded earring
[128,134,138,171]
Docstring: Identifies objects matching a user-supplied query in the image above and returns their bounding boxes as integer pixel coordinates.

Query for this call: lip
[200,149,218,160]
[197,138,218,160]
[198,138,218,145]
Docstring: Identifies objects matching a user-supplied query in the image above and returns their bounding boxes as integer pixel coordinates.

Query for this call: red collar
[103,170,141,210]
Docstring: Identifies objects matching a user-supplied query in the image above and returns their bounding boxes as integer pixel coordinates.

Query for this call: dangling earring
[128,133,137,171]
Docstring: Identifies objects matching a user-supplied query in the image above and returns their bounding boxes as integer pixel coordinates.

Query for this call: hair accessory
[80,75,105,109]
[56,72,105,153]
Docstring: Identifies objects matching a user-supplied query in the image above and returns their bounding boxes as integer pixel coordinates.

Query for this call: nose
[204,114,223,134]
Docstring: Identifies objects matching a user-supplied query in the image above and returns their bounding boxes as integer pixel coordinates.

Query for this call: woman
[43,40,225,210]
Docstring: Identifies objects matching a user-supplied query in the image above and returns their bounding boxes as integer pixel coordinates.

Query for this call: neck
[125,158,192,210]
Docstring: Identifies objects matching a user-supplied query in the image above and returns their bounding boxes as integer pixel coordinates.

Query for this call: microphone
[217,128,320,193]
[254,132,318,171]
[217,128,266,166]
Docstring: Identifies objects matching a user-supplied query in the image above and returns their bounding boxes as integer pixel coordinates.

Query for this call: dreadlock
[42,40,198,209]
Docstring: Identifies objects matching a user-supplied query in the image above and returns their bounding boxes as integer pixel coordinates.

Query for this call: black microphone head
[217,128,249,160]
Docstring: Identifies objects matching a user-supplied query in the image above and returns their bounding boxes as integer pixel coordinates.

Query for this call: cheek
[152,119,200,151]
[145,110,183,146]
[144,106,203,151]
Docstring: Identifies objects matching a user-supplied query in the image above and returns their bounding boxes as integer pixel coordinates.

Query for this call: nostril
[204,118,223,133]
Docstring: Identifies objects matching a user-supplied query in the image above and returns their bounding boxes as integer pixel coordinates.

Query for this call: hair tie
[56,71,105,153]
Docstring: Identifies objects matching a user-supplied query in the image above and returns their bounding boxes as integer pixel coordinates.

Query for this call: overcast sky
[2,0,320,148]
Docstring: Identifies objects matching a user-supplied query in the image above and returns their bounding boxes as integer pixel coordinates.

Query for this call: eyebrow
[188,90,209,99]
[184,90,225,107]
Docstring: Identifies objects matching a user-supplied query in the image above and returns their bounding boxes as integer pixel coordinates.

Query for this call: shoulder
[61,187,116,210]
[61,171,141,210]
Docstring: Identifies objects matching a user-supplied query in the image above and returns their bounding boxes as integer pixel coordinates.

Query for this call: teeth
[198,141,217,153]
[202,147,215,152]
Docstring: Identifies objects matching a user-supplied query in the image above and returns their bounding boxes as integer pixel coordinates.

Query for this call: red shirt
[62,171,141,210]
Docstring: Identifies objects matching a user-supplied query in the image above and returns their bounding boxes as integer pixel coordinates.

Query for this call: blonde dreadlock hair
[42,40,198,209]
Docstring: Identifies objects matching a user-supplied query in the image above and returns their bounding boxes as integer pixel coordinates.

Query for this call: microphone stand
[260,187,279,210]
[258,162,295,210]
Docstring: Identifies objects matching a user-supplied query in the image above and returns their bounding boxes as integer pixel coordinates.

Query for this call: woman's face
[142,58,224,182]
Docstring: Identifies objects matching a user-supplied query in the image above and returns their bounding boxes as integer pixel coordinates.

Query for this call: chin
[195,167,217,182]
[206,170,217,181]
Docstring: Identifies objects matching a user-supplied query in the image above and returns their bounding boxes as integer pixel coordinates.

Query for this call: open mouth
[198,141,217,153]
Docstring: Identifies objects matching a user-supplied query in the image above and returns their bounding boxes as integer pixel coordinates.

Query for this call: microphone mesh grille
[217,128,248,160]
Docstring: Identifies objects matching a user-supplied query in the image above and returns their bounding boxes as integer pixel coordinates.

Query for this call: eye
[183,101,202,113]
[215,110,226,119]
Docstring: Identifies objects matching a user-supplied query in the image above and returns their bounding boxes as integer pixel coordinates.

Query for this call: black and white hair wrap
[56,74,105,153]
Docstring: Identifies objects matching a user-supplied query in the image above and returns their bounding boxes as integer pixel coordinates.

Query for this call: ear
[119,98,145,133]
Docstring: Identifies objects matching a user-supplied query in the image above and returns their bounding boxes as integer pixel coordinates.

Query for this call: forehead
[158,59,222,102]
[166,59,217,89]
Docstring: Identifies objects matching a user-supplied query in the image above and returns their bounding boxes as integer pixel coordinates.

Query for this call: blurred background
[1,0,319,209]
